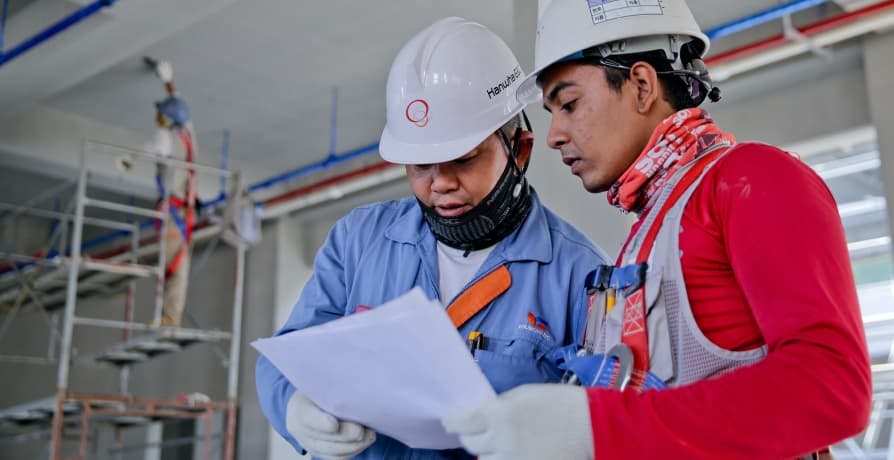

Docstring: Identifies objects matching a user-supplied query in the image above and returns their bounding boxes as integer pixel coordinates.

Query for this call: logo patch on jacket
[518,312,554,342]
[527,312,549,331]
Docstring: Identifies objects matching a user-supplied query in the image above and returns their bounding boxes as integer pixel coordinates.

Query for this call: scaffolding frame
[828,315,894,459]
[0,139,246,459]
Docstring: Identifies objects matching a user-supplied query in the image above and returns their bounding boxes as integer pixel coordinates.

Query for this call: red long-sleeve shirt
[588,143,872,459]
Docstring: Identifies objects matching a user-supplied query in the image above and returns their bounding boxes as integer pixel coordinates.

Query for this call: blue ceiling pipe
[705,0,830,41]
[248,142,380,194]
[0,0,117,67]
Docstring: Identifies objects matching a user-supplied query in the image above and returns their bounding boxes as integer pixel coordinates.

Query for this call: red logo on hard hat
[405,99,430,128]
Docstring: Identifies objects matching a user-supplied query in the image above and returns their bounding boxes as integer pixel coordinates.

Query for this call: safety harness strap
[614,145,732,388]
[177,129,197,243]
[153,128,198,245]
[164,245,187,280]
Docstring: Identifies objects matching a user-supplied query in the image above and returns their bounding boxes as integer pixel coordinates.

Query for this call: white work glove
[442,384,594,460]
[286,390,376,460]
[155,60,174,83]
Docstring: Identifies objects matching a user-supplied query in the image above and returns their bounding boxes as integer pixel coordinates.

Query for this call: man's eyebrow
[546,82,576,103]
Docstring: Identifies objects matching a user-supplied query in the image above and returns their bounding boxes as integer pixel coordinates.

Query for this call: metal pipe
[124,225,138,337]
[224,242,246,460]
[204,409,214,460]
[261,162,406,220]
[85,197,165,219]
[263,161,396,208]
[875,363,894,373]
[244,142,380,195]
[121,239,135,395]
[226,243,245,398]
[81,259,156,278]
[0,202,137,231]
[0,0,117,67]
[863,399,886,450]
[838,438,869,460]
[71,316,231,339]
[704,0,830,40]
[711,12,894,81]
[0,252,154,277]
[51,140,89,459]
[88,140,235,177]
[80,403,90,459]
[153,173,170,324]
[864,312,894,324]
[707,0,894,78]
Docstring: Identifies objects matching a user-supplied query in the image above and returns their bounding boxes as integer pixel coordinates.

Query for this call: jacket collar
[384,189,553,264]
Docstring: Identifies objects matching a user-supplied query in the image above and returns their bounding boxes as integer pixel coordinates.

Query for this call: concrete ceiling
[0,0,862,187]
[39,0,516,182]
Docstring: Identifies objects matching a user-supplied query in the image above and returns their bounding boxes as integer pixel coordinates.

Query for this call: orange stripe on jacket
[446,265,512,329]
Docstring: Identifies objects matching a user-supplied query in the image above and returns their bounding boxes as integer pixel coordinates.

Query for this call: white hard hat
[518,0,710,105]
[380,17,526,165]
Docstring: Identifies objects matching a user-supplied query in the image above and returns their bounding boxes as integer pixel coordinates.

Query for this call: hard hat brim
[379,106,525,165]
[518,27,710,108]
[517,76,544,106]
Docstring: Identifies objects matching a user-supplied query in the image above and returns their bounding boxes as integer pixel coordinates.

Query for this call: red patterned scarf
[607,109,736,214]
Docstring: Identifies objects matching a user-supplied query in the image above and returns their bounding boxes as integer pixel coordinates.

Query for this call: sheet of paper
[252,287,496,449]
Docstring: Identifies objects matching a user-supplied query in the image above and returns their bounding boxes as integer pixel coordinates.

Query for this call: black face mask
[419,112,534,254]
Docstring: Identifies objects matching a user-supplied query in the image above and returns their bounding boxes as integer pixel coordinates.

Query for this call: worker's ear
[629,62,661,114]
[515,131,535,168]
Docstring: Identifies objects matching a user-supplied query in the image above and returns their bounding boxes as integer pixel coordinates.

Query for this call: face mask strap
[499,110,534,178]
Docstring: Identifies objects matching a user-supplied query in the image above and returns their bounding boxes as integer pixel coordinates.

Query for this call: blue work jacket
[256,191,608,459]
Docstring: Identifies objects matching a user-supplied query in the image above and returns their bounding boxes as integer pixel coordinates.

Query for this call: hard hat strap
[593,48,721,104]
